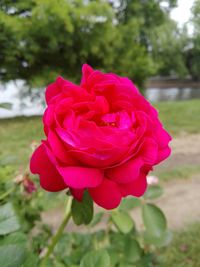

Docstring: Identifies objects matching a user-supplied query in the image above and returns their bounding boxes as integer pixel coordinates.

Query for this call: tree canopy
[1,0,198,88]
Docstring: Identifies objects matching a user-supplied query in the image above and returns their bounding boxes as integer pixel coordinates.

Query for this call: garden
[0,99,200,266]
[0,1,200,266]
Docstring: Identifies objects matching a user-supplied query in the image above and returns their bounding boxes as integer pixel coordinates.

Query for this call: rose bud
[23,176,37,194]
[30,64,171,210]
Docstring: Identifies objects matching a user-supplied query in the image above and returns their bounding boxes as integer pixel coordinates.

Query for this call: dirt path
[134,175,200,230]
[155,133,200,172]
[42,175,200,232]
[42,134,200,231]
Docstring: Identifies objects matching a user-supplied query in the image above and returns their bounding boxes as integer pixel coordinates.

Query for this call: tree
[0,0,116,86]
[1,0,188,88]
[149,18,188,77]
[185,0,200,80]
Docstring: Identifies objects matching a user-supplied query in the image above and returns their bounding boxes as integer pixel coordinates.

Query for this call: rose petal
[70,188,84,201]
[45,76,66,104]
[58,167,104,189]
[120,172,147,197]
[140,138,158,165]
[156,146,171,164]
[81,64,94,88]
[48,130,76,164]
[106,158,144,184]
[30,144,66,192]
[89,179,122,210]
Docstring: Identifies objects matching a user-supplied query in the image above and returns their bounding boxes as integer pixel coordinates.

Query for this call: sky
[171,0,195,27]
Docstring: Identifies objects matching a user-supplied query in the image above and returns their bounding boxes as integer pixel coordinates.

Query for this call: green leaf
[0,103,12,110]
[22,252,38,267]
[89,212,103,227]
[119,198,141,211]
[0,203,20,235]
[119,263,136,267]
[111,211,134,234]
[0,232,26,246]
[72,191,93,225]
[80,250,110,267]
[144,185,163,200]
[124,238,142,263]
[144,230,173,247]
[142,204,167,238]
[0,245,27,267]
[107,249,120,266]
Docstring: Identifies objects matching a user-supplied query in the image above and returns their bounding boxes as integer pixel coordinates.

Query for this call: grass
[155,99,200,136]
[0,116,43,180]
[159,223,200,267]
[155,165,200,182]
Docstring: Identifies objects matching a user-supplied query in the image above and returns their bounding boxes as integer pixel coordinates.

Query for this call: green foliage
[149,19,189,77]
[0,244,27,267]
[0,203,20,235]
[89,212,104,227]
[0,162,171,267]
[0,0,116,85]
[0,0,189,88]
[124,238,142,263]
[185,0,200,80]
[111,211,135,234]
[0,0,199,84]
[142,203,167,237]
[80,250,110,267]
[119,197,141,211]
[72,191,93,225]
[142,203,172,248]
[144,185,163,200]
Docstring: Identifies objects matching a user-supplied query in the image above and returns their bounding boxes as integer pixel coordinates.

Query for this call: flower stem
[39,196,72,267]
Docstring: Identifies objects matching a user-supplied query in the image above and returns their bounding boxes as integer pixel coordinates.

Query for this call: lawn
[155,165,200,182]
[0,116,43,181]
[155,99,200,135]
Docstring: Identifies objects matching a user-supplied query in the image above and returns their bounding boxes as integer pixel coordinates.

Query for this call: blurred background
[0,1,200,266]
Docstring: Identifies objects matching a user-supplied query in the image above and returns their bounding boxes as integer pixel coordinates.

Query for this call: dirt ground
[155,133,200,172]
[42,134,200,231]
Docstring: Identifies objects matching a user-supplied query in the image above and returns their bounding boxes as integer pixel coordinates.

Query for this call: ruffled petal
[156,146,171,164]
[45,83,60,105]
[48,130,76,164]
[30,144,66,192]
[81,64,94,88]
[140,138,158,165]
[58,166,104,189]
[120,172,147,197]
[106,158,144,184]
[89,179,122,210]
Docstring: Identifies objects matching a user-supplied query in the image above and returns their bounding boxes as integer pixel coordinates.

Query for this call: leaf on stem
[72,191,93,225]
[0,203,20,235]
[80,250,110,267]
[111,211,134,234]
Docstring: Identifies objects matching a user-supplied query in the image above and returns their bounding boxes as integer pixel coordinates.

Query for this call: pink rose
[30,64,171,209]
